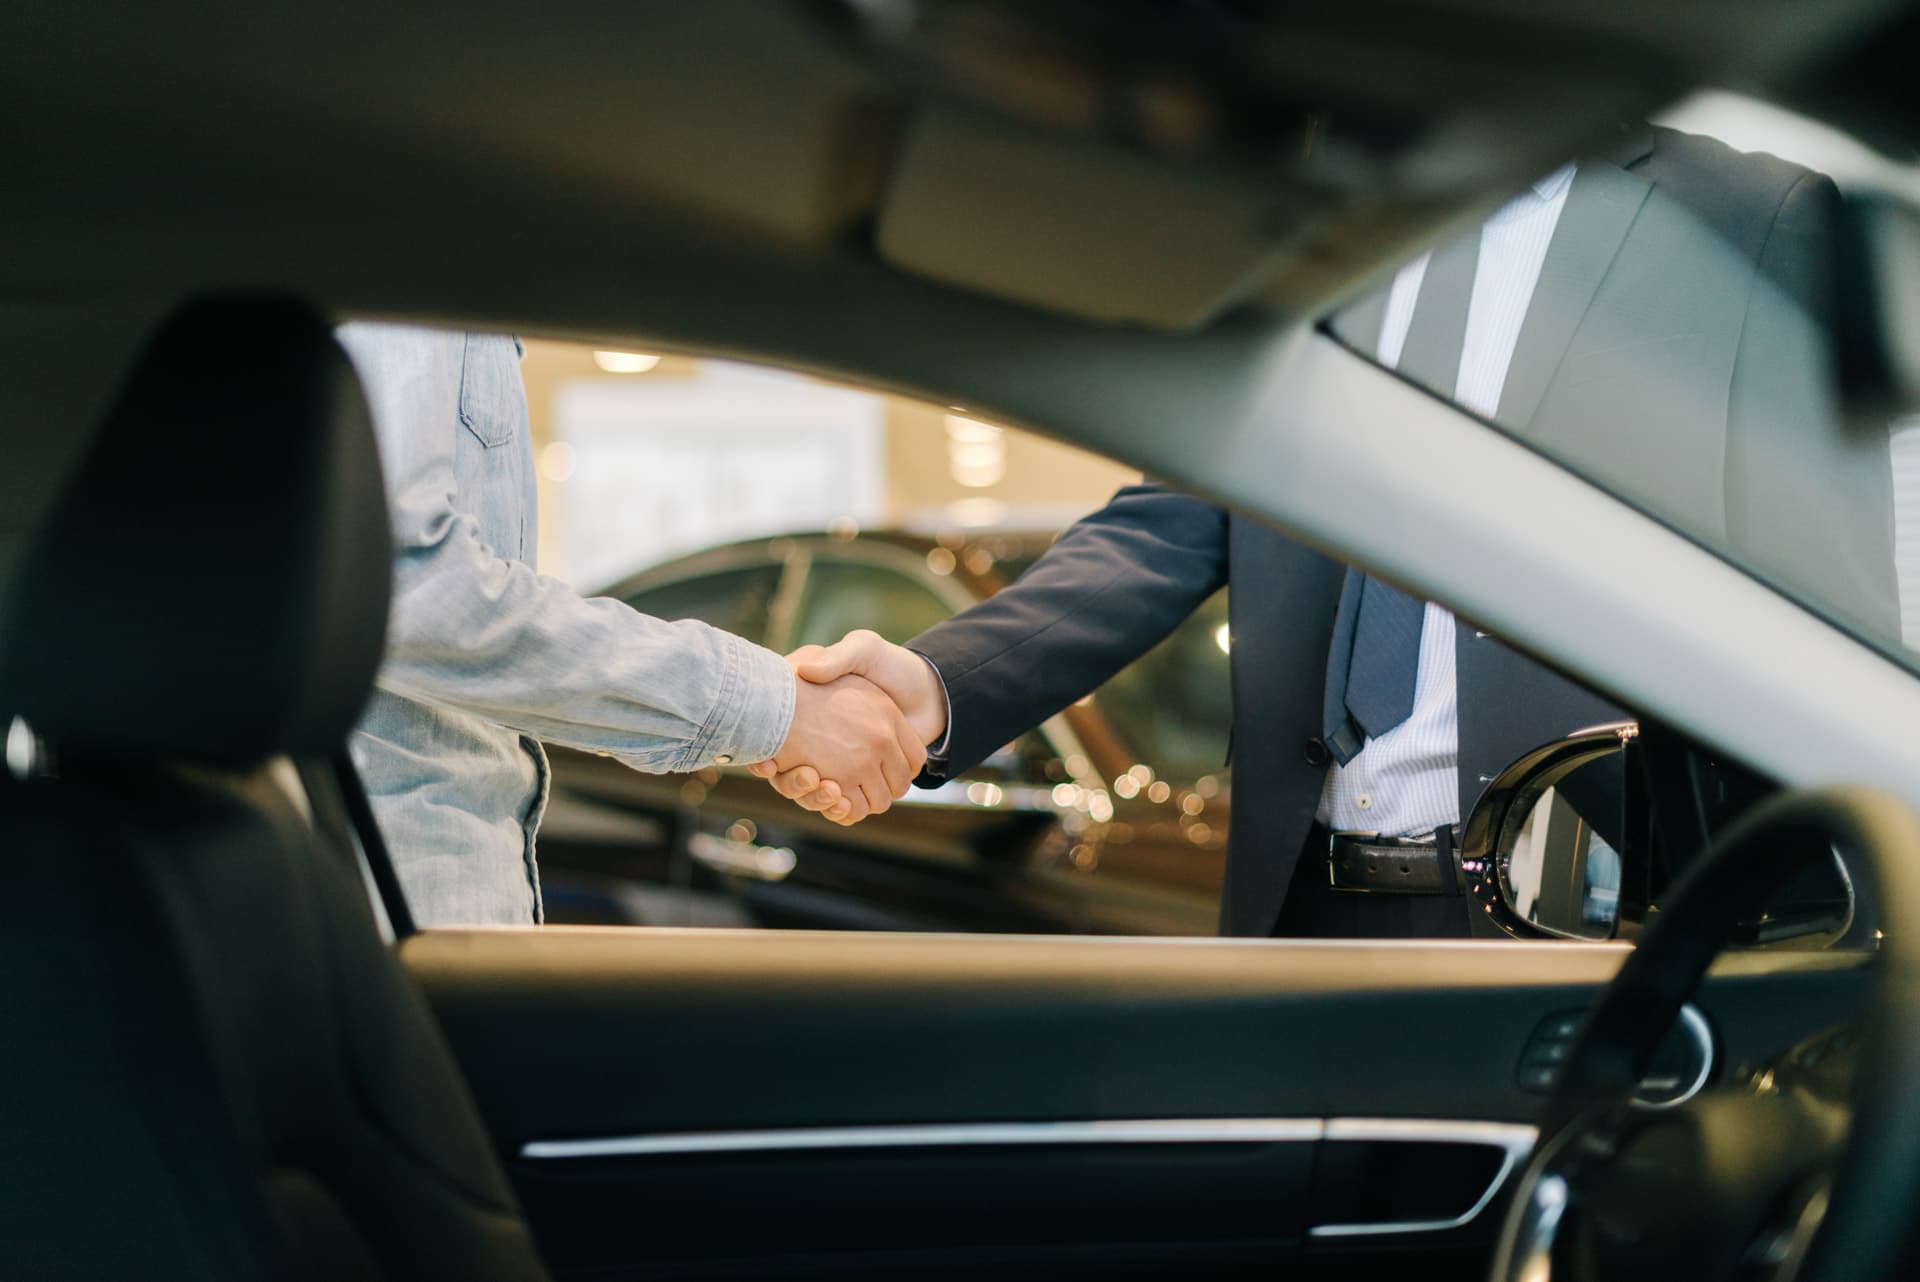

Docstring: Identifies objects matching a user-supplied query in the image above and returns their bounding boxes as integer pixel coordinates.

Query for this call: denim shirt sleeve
[336,322,794,771]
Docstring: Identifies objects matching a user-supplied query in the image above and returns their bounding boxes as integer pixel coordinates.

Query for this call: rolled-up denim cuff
[684,633,794,769]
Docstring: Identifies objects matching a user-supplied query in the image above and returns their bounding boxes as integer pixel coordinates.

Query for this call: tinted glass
[620,563,782,643]
[790,558,955,649]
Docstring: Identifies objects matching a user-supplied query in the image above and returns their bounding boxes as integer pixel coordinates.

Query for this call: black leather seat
[0,298,550,1281]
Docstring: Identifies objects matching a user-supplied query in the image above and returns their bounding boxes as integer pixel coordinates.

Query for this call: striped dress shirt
[1317,164,1577,835]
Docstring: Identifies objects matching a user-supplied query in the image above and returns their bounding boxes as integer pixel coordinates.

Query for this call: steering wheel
[1488,788,1920,1282]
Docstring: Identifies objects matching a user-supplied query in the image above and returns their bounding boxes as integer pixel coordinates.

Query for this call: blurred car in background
[537,527,1233,934]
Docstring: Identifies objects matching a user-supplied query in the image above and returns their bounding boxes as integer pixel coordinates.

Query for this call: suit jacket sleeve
[1725,171,1900,640]
[908,483,1230,779]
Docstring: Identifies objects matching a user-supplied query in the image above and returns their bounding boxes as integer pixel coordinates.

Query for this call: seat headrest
[0,296,391,766]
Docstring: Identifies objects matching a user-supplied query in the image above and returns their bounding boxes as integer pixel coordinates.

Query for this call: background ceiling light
[945,413,1006,487]
[592,350,661,374]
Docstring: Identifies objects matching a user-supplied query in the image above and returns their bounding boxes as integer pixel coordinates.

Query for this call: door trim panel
[411,929,1867,1278]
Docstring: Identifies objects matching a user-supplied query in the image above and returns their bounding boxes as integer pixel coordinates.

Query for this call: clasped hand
[753,630,947,824]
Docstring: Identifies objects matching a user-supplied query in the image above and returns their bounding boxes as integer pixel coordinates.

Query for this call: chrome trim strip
[1309,1119,1539,1238]
[522,1116,1540,1238]
[520,1117,1327,1160]
[1827,843,1858,943]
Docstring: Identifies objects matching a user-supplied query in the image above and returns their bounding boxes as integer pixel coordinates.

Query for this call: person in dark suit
[758,126,1897,938]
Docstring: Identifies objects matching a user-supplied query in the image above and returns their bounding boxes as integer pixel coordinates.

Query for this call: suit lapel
[1495,159,1653,432]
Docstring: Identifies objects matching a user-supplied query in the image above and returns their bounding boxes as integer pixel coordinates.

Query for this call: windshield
[1332,95,1918,668]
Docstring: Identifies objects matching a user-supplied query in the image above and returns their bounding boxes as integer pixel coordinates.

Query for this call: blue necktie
[1321,230,1479,765]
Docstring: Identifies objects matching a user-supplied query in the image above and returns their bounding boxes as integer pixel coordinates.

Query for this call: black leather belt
[1326,826,1461,896]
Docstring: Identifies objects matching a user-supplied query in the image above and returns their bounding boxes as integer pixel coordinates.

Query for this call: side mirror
[1460,723,1858,946]
[1459,725,1633,941]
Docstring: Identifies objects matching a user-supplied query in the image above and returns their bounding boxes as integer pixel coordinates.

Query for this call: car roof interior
[3,0,1915,600]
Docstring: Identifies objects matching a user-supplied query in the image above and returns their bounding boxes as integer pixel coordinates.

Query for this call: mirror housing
[1459,723,1638,941]
[1460,722,1858,946]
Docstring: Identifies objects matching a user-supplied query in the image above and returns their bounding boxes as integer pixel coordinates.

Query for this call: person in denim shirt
[338,323,924,926]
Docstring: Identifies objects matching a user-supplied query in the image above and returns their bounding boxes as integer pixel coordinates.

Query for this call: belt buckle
[1325,828,1375,892]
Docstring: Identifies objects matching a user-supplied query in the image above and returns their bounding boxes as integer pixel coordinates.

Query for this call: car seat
[0,297,550,1280]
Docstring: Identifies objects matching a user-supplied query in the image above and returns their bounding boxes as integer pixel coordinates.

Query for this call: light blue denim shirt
[337,324,795,926]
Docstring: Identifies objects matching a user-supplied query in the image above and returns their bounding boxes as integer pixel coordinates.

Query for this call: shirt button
[1302,737,1330,767]
[713,754,734,766]
[1355,794,1373,811]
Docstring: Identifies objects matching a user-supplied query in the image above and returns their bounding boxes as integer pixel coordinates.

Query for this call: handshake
[754,630,948,824]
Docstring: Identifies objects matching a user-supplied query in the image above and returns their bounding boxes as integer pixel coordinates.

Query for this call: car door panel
[406,929,1868,1280]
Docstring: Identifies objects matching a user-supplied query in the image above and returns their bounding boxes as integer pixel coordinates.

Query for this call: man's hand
[752,631,948,824]
[766,670,928,823]
[791,630,948,743]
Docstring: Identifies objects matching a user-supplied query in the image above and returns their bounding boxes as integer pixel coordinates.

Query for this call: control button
[1517,1064,1560,1093]
[713,754,734,766]
[1539,1012,1585,1041]
[1303,737,1330,767]
[1525,1040,1573,1066]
